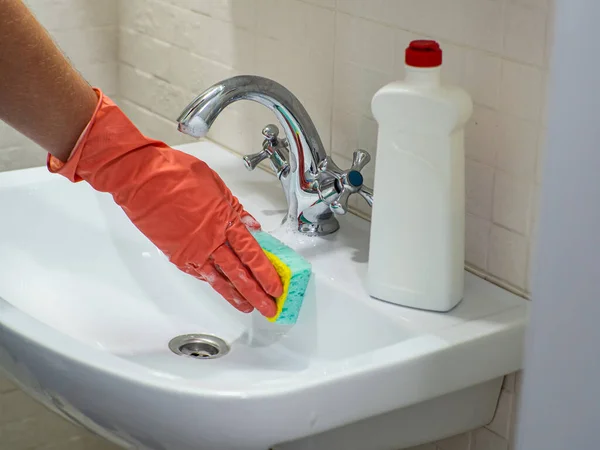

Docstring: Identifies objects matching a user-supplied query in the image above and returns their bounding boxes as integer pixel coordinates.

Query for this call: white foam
[270,219,320,250]
[181,116,209,138]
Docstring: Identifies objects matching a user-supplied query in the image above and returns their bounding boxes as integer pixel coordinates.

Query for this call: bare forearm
[0,0,98,161]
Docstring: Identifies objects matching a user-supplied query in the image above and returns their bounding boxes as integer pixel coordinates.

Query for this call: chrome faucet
[176,75,373,236]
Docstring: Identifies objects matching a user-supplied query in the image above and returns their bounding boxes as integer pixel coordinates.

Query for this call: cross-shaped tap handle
[317,149,374,215]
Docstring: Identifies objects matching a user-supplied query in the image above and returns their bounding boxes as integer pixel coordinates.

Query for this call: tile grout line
[327,6,338,155]
[334,10,549,70]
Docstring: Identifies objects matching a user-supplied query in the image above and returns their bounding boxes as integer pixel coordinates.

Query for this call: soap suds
[270,218,320,250]
[198,269,216,284]
[236,269,249,283]
[180,116,209,138]
[241,215,261,231]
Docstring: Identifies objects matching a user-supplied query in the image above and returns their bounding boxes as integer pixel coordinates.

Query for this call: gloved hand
[48,89,282,317]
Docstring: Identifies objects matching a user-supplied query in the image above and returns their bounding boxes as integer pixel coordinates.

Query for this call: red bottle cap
[405,40,443,68]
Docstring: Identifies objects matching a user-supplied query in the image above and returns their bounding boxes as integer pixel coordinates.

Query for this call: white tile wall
[0,0,548,449]
[118,0,549,296]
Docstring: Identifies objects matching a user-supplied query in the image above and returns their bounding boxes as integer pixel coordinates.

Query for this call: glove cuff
[47,88,104,182]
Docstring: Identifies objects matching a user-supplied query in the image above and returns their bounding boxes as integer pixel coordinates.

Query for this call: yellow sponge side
[263,250,292,322]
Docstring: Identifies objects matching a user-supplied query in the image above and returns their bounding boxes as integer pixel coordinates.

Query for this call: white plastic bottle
[368,40,473,312]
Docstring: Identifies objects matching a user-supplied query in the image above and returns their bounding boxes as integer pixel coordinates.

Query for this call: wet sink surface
[0,175,409,385]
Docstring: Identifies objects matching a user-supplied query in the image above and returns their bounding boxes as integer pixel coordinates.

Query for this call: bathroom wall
[0,0,119,172]
[118,0,550,298]
[0,4,121,450]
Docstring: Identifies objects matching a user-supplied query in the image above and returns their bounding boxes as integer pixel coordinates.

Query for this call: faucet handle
[243,124,281,171]
[351,149,370,172]
[317,150,373,215]
[262,124,279,143]
[243,148,270,171]
[358,185,374,207]
[243,124,290,175]
[349,149,373,206]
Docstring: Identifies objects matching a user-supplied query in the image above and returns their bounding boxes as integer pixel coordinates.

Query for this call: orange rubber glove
[48,89,282,317]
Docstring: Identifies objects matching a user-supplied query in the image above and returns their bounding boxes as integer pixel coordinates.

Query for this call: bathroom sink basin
[0,141,529,450]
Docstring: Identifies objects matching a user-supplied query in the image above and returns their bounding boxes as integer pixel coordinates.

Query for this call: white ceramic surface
[0,141,529,450]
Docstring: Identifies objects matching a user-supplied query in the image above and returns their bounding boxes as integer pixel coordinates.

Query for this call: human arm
[0,0,98,161]
[0,0,282,316]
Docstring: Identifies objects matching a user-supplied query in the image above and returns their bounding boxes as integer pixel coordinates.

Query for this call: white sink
[0,140,529,450]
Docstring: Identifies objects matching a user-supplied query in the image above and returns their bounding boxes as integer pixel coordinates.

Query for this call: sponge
[252,230,312,324]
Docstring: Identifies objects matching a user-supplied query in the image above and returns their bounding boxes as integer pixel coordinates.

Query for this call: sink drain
[168,334,230,359]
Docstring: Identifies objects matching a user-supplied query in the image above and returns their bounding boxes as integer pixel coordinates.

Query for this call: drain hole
[169,334,230,360]
[179,342,219,358]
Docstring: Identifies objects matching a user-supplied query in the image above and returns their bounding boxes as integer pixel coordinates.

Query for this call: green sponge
[252,230,312,325]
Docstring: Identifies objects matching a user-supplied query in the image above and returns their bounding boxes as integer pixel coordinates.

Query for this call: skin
[0,0,98,162]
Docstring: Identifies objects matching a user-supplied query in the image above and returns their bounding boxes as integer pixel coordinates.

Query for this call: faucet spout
[177,76,328,178]
[177,75,372,236]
